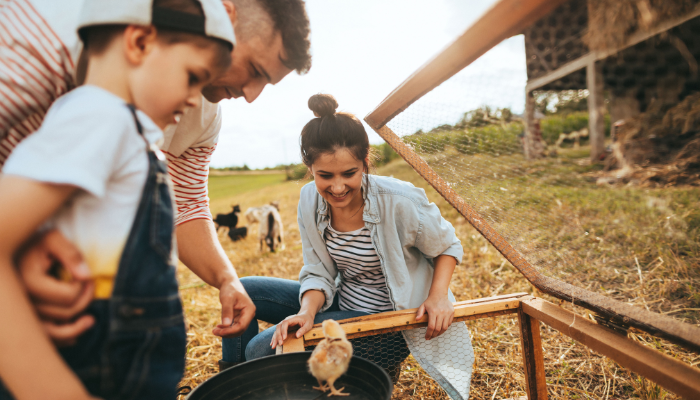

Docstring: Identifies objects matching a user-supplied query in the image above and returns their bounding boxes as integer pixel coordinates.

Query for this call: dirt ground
[178,155,699,400]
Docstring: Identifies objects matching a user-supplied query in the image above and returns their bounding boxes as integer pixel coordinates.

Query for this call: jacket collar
[317,174,381,224]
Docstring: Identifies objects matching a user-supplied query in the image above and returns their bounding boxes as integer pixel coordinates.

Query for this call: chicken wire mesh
[304,323,475,399]
[305,331,411,382]
[370,10,700,349]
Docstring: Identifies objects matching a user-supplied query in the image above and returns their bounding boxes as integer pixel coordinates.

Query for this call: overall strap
[126,104,144,136]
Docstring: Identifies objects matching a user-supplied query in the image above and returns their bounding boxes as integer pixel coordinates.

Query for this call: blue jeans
[222,277,411,380]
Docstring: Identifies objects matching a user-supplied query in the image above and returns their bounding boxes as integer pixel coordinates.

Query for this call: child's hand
[416,294,454,340]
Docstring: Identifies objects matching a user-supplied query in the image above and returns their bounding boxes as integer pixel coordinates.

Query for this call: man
[3,0,311,354]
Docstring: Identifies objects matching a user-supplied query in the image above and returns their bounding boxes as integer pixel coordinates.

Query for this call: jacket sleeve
[297,199,337,312]
[414,199,463,265]
[164,146,215,226]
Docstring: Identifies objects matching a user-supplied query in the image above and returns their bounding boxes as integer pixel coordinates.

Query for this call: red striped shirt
[164,146,214,225]
[0,0,74,143]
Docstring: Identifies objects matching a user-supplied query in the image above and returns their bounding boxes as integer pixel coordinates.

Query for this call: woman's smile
[328,190,350,201]
[311,148,365,212]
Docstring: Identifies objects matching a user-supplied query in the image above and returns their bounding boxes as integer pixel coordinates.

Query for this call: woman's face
[311,148,365,210]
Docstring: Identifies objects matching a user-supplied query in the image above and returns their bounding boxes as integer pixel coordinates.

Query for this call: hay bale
[603,92,700,185]
[585,0,699,51]
[663,93,700,133]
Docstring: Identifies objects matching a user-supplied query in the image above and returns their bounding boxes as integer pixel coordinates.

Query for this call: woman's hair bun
[308,94,338,118]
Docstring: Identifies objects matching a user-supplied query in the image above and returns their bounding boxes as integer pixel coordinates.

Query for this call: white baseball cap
[78,0,235,49]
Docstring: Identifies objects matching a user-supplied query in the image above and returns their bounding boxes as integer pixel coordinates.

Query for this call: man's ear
[123,25,157,66]
[222,1,237,25]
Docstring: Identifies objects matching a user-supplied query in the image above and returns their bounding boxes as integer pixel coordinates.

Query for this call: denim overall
[0,105,186,400]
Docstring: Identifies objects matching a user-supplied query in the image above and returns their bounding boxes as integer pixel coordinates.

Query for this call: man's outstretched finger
[228,302,255,336]
[212,301,256,338]
[43,314,95,347]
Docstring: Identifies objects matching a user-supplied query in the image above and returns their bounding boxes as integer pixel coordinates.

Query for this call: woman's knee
[244,328,276,361]
[239,276,269,297]
[240,276,298,300]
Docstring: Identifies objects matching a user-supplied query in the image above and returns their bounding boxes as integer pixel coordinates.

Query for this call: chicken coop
[276,0,700,399]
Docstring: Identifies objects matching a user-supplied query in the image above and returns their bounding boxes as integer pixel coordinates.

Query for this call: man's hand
[176,219,256,338]
[18,230,95,346]
[211,278,255,337]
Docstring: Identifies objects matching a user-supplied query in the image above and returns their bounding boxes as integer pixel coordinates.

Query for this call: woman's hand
[416,294,454,340]
[270,311,315,350]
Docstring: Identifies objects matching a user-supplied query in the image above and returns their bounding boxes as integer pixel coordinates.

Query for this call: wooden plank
[364,0,568,129]
[521,297,700,399]
[303,297,522,344]
[525,54,594,92]
[518,307,547,400]
[526,6,700,92]
[586,61,605,162]
[303,292,528,328]
[279,335,305,354]
[304,309,518,347]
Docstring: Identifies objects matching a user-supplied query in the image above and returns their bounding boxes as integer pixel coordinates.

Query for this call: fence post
[587,60,606,162]
[518,306,548,399]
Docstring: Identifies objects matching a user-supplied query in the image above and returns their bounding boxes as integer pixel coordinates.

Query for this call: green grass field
[208,172,288,210]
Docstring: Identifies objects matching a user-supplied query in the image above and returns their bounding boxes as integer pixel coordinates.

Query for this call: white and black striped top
[325,225,394,313]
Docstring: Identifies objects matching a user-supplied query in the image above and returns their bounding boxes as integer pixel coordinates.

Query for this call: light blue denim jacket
[297,174,474,399]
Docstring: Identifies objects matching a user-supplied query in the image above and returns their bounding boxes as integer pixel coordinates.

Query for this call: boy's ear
[123,25,158,66]
[222,1,237,25]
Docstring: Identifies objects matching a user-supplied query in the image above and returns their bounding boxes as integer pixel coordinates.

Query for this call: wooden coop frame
[279,294,700,399]
[280,0,700,399]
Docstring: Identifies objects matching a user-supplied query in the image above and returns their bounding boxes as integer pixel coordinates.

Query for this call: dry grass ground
[178,153,699,399]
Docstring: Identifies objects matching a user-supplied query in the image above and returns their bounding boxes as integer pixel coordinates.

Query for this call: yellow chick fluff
[307,319,353,397]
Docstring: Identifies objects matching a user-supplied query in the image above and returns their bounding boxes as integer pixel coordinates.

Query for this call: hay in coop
[585,0,700,52]
[599,92,700,186]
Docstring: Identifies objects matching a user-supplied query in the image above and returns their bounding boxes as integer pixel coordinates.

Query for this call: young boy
[0,0,234,399]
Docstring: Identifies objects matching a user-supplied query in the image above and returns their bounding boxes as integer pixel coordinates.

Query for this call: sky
[211,0,527,169]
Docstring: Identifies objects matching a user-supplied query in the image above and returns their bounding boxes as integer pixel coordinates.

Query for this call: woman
[221,94,474,398]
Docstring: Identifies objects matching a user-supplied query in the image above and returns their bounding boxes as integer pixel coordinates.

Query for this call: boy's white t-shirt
[3,85,164,297]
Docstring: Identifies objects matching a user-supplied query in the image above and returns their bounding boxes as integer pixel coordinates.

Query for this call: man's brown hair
[230,0,312,74]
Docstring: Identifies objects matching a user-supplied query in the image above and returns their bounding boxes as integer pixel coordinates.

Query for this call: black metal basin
[186,352,393,400]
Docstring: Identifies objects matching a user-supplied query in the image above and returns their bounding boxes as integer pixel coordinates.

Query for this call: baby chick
[308,319,353,397]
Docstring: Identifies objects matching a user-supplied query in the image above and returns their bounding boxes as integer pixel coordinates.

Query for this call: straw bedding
[585,0,699,52]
